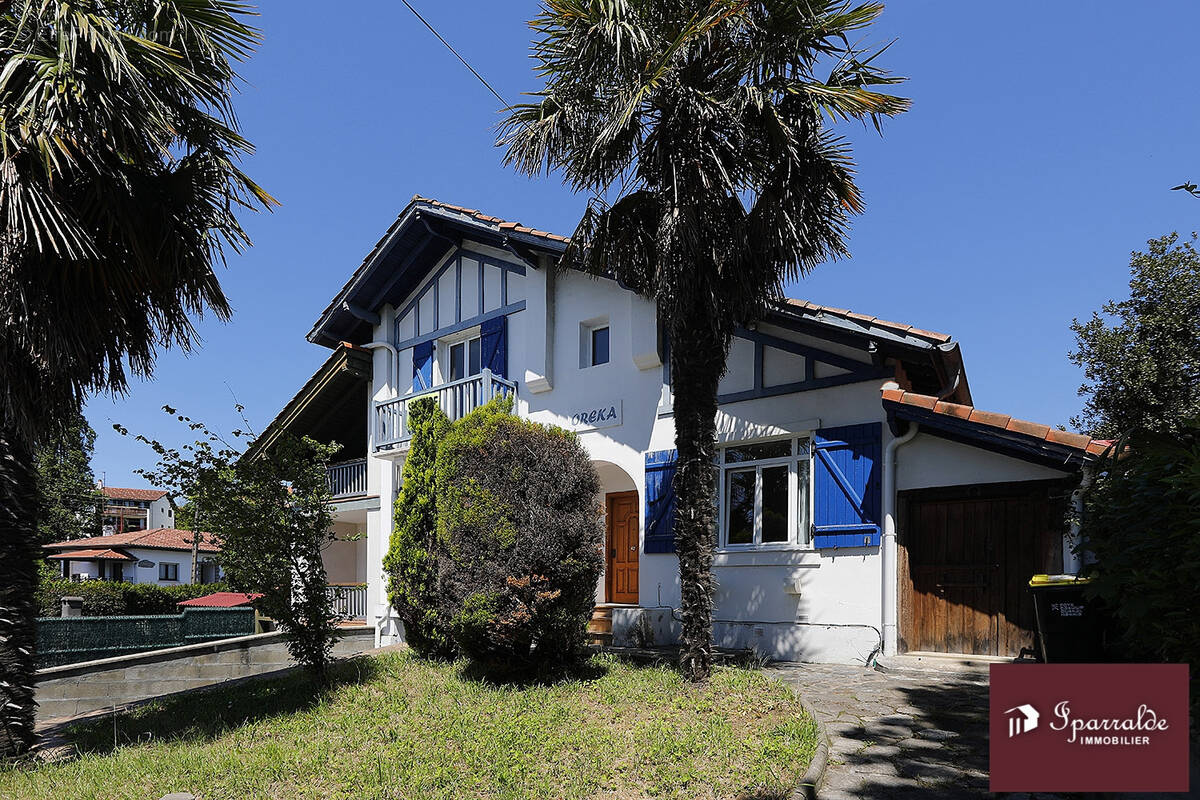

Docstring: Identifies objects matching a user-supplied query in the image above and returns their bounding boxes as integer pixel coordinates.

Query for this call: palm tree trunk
[670,314,727,683]
[0,425,38,756]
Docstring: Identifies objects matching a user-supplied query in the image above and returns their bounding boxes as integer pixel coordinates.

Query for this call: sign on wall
[137,560,155,568]
[567,400,623,432]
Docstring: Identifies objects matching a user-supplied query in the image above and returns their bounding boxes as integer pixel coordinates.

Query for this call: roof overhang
[308,198,569,349]
[243,343,373,461]
[883,393,1099,470]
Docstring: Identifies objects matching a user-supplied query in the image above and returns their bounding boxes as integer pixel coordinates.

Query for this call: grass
[4,651,818,800]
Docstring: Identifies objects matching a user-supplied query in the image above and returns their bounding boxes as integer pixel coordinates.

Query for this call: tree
[34,412,104,545]
[125,408,343,683]
[500,0,906,680]
[219,434,342,684]
[0,0,270,756]
[384,397,455,658]
[1070,233,1200,438]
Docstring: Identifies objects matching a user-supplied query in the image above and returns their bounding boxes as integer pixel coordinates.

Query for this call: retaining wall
[36,626,375,723]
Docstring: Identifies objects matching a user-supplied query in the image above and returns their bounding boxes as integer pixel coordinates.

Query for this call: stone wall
[36,626,375,723]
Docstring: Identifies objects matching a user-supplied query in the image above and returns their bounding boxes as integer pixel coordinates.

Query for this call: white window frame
[579,317,611,369]
[437,328,482,385]
[718,436,813,551]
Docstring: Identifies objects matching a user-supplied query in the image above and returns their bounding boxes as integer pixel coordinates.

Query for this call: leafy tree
[500,0,906,680]
[434,398,604,670]
[384,397,455,658]
[123,408,343,683]
[34,412,104,544]
[220,435,342,684]
[0,0,270,755]
[1070,233,1200,438]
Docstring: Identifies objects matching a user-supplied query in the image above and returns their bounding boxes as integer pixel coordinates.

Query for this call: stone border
[791,690,830,800]
[37,630,288,680]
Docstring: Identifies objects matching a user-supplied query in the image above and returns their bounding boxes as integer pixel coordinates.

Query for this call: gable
[393,246,526,349]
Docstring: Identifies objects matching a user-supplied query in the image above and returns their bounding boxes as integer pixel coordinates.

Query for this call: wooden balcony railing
[374,369,517,451]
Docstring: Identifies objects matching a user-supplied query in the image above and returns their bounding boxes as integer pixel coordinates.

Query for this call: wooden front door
[606,491,639,604]
[899,481,1065,657]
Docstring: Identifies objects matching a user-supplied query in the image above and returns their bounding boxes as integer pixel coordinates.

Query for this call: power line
[398,0,510,109]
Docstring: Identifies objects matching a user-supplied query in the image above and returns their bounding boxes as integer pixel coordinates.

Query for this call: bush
[36,578,228,617]
[434,397,604,669]
[1082,424,1200,700]
[384,397,454,658]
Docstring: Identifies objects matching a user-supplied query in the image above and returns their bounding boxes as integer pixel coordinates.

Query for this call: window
[590,326,610,366]
[719,437,812,548]
[159,562,179,582]
[446,335,481,382]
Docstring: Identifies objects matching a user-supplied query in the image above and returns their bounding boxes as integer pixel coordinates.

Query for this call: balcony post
[481,368,494,404]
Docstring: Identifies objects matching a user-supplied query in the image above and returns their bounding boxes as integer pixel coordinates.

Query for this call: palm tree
[0,0,272,755]
[501,0,907,681]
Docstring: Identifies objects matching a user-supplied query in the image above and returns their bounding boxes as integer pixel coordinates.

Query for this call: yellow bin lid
[1029,573,1092,587]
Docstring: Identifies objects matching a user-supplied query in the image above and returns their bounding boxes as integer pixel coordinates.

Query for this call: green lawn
[5,651,818,800]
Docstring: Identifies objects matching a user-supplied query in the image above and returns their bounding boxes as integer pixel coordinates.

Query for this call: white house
[252,196,1103,665]
[44,528,222,585]
[98,485,175,534]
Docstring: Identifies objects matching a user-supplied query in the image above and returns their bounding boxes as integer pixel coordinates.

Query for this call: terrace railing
[328,583,368,620]
[374,369,517,451]
[327,458,368,499]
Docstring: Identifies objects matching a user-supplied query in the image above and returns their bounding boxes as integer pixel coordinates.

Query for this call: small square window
[590,326,610,366]
[159,562,179,582]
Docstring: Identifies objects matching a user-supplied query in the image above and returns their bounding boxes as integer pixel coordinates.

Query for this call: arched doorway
[593,460,639,605]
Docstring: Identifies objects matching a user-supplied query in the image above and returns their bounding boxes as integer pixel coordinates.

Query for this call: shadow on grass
[456,654,610,688]
[43,654,389,759]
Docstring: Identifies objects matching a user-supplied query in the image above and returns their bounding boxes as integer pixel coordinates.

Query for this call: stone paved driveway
[770,661,996,799]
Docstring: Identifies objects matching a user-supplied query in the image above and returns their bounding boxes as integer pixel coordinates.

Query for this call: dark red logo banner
[990,663,1190,793]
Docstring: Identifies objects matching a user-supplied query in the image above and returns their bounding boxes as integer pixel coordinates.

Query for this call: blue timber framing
[716,327,891,405]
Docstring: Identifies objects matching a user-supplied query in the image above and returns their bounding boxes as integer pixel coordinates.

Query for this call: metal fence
[37,607,255,668]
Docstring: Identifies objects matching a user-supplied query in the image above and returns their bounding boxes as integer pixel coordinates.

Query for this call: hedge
[37,579,229,618]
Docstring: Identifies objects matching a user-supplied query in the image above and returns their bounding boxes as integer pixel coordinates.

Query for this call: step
[587,617,613,634]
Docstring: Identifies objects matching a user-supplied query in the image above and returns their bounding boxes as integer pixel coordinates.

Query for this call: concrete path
[770,661,996,799]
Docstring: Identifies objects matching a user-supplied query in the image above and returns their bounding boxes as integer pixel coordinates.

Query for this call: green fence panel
[37,607,255,668]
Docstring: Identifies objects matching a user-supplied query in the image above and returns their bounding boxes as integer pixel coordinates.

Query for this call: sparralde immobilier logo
[990,663,1189,793]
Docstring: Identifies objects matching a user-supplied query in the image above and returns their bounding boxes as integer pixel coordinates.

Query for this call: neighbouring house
[44,528,222,585]
[98,483,175,534]
[249,196,1103,664]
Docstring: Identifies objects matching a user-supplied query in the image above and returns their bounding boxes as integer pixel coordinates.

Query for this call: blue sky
[86,1,1200,488]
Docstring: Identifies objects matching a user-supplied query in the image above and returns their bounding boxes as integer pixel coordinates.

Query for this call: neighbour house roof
[242,341,373,462]
[101,486,167,502]
[177,592,263,608]
[43,528,220,554]
[46,548,135,561]
[881,388,1108,469]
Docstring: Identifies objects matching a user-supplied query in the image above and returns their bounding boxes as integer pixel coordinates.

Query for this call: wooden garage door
[899,481,1065,657]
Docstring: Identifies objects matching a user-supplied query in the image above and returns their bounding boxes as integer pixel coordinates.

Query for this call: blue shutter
[813,423,882,549]
[644,450,677,554]
[412,341,433,392]
[480,315,507,379]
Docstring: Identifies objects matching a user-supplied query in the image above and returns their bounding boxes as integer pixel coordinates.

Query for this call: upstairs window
[580,318,610,368]
[446,335,481,382]
[590,326,610,366]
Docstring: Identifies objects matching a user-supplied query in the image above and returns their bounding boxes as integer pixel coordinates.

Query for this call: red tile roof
[43,528,220,554]
[781,299,952,345]
[46,548,134,561]
[881,389,1108,456]
[177,592,262,608]
[411,196,572,243]
[101,486,168,501]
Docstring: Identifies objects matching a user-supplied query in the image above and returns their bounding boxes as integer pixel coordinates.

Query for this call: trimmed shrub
[383,397,455,658]
[434,397,604,668]
[36,578,228,617]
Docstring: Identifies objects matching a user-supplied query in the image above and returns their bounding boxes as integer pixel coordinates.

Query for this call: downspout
[881,413,919,658]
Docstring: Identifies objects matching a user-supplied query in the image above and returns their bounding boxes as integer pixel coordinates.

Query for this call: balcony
[374,369,517,451]
[327,458,368,499]
[328,583,368,621]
